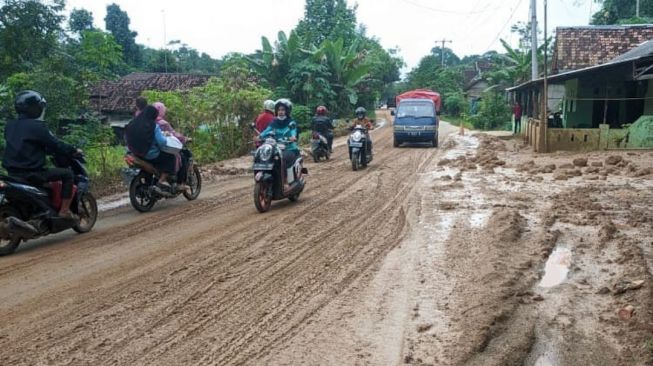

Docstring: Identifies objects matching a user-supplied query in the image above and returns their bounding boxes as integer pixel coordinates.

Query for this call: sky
[65,0,596,71]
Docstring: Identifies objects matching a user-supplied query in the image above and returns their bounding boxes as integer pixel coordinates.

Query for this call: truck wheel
[432,134,439,148]
[393,139,400,148]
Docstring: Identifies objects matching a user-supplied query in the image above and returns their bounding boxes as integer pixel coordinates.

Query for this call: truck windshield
[396,103,435,118]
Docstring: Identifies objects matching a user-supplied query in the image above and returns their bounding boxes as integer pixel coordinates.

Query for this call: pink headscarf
[153,102,166,122]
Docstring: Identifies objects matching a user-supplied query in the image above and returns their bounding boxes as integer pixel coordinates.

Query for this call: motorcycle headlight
[352,131,363,142]
[258,144,273,161]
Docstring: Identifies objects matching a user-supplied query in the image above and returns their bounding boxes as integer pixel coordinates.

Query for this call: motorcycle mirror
[390,110,395,116]
[250,122,256,130]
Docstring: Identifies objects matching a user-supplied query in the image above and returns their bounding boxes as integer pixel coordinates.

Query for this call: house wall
[645,79,653,115]
[548,128,601,151]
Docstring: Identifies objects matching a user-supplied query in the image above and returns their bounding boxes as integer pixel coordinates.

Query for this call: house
[463,60,493,114]
[89,72,213,123]
[507,25,653,151]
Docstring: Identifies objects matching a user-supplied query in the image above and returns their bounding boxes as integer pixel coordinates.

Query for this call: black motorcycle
[311,131,330,162]
[348,124,373,171]
[252,135,308,213]
[123,148,202,212]
[0,155,98,255]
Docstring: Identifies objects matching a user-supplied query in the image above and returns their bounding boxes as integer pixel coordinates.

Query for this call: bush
[292,104,311,133]
[444,92,467,117]
[470,90,511,131]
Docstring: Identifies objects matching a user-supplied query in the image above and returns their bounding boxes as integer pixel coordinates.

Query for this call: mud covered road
[0,112,651,365]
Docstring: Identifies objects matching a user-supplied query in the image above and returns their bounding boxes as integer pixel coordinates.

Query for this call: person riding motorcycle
[311,105,334,153]
[259,99,300,176]
[352,106,373,155]
[255,100,276,133]
[153,102,191,191]
[124,105,178,193]
[2,90,81,221]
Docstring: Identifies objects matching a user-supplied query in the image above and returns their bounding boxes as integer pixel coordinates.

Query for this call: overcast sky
[65,0,595,71]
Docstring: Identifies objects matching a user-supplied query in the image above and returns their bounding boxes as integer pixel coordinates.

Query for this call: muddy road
[0,112,651,365]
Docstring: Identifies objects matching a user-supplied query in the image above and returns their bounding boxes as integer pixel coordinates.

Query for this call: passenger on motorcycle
[255,100,276,133]
[352,106,373,154]
[124,105,178,193]
[2,90,82,220]
[153,102,191,191]
[312,105,334,153]
[260,99,300,171]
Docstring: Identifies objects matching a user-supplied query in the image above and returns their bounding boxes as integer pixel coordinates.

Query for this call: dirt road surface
[0,111,651,365]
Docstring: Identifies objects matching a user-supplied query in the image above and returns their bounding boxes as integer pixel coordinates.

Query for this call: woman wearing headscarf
[125,105,177,191]
[153,102,191,190]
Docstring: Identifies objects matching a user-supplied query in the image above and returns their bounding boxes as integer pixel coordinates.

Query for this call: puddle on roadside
[538,247,572,288]
[98,197,130,212]
[534,354,556,366]
[469,211,490,229]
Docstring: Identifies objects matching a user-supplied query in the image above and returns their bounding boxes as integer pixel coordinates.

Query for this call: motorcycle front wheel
[183,165,202,201]
[351,151,360,171]
[254,182,272,213]
[73,192,98,233]
[0,206,22,256]
[129,174,157,212]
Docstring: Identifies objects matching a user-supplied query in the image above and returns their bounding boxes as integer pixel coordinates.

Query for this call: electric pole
[530,0,538,81]
[540,0,549,153]
[637,0,640,17]
[436,39,453,67]
[162,9,167,73]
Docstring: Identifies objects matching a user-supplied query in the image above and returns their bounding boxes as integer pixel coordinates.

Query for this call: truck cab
[393,98,439,148]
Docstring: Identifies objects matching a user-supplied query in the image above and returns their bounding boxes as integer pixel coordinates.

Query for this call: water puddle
[469,211,490,229]
[98,197,130,212]
[534,354,556,366]
[538,247,572,288]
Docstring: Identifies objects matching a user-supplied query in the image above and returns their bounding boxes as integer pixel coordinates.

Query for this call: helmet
[316,105,328,115]
[15,90,46,119]
[355,106,366,117]
[263,99,275,112]
[275,98,292,116]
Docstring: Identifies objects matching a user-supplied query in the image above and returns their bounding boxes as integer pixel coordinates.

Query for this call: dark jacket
[312,115,334,135]
[2,118,76,172]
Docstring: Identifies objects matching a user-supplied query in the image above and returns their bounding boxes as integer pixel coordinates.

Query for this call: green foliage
[68,8,94,35]
[295,0,357,48]
[104,3,141,67]
[592,0,653,24]
[292,105,312,132]
[0,0,66,79]
[469,90,511,131]
[76,30,125,81]
[444,92,467,117]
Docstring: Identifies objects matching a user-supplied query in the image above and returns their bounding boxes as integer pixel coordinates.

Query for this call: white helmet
[263,99,275,112]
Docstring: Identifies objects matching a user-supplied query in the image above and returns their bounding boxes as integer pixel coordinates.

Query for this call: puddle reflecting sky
[538,247,572,288]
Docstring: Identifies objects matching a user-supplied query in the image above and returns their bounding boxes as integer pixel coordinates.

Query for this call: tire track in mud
[0,113,444,365]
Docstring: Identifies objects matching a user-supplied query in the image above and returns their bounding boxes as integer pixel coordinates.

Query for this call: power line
[482,0,525,54]
[397,0,499,15]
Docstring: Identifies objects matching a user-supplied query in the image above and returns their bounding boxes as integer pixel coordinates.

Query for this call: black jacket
[2,118,76,172]
[312,116,334,135]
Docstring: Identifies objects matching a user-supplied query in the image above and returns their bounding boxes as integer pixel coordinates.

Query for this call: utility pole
[540,0,548,153]
[636,0,640,17]
[530,0,538,81]
[162,9,168,73]
[436,39,453,67]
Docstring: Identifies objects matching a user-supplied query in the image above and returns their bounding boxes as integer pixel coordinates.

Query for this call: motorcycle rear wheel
[73,192,98,233]
[0,206,22,256]
[254,182,272,213]
[129,174,157,213]
[183,165,202,201]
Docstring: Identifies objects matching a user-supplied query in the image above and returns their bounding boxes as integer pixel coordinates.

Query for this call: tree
[68,8,94,35]
[0,0,66,79]
[591,0,653,24]
[76,30,124,82]
[295,0,357,47]
[430,46,461,67]
[104,3,141,67]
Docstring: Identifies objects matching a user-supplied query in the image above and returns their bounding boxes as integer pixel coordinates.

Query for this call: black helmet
[275,98,292,117]
[15,90,46,119]
[355,106,366,117]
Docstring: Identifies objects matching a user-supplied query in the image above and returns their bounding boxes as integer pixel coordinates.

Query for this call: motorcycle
[252,134,308,213]
[311,131,330,162]
[0,154,98,255]
[348,125,373,171]
[123,148,202,212]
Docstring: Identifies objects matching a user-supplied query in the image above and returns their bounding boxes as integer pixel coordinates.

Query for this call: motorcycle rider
[352,106,373,156]
[255,100,276,133]
[125,105,178,193]
[311,105,334,153]
[2,90,81,220]
[152,102,191,192]
[259,99,300,177]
